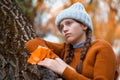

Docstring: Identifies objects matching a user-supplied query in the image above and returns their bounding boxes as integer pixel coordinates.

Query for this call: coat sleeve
[25,38,65,58]
[62,67,90,80]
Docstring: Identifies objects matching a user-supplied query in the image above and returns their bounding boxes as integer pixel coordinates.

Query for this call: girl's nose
[63,26,68,33]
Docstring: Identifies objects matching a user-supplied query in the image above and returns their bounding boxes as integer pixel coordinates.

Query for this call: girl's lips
[65,33,70,38]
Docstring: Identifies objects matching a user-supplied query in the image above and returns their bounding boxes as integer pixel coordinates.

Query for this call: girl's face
[59,19,87,44]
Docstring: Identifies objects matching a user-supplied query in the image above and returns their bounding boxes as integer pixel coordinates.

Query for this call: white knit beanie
[55,2,93,31]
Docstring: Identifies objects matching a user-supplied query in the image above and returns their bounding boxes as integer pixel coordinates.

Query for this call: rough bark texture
[0,0,61,80]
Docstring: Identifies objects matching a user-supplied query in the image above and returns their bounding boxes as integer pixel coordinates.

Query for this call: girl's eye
[59,20,73,32]
[59,25,64,31]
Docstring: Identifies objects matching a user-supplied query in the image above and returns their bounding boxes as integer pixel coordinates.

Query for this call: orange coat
[25,38,118,80]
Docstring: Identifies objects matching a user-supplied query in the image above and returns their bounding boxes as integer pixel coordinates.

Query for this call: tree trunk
[0,0,61,80]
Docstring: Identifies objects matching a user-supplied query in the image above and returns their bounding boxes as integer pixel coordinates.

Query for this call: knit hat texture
[55,2,93,31]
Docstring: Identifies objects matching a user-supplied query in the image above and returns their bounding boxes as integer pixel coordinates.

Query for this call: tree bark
[0,0,60,80]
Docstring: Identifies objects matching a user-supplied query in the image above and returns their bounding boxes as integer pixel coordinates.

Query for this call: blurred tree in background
[0,0,120,80]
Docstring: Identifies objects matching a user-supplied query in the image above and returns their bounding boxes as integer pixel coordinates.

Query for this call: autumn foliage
[27,46,57,65]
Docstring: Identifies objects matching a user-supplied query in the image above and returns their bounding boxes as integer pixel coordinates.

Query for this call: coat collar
[73,41,85,48]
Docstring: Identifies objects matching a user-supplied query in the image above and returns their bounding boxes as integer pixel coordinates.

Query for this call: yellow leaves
[70,0,85,4]
[115,27,120,39]
[27,46,58,65]
[85,5,92,12]
[35,0,44,12]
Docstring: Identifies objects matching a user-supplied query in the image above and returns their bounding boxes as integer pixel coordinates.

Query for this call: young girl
[25,2,118,80]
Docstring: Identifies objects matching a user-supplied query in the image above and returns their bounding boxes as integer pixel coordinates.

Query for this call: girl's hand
[37,58,75,75]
